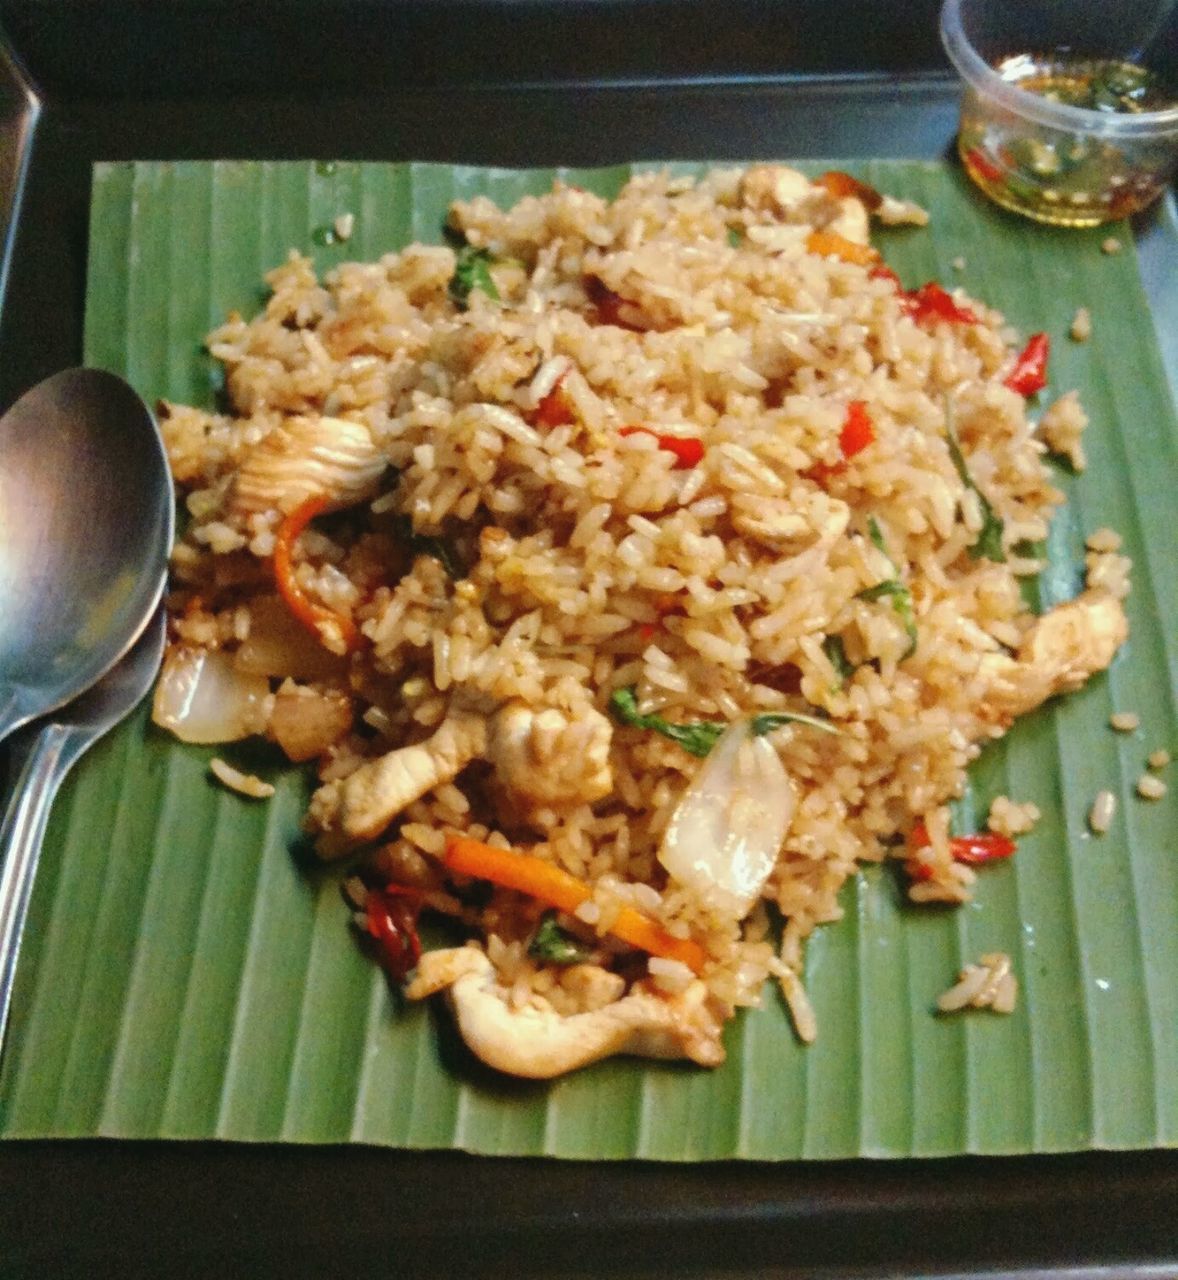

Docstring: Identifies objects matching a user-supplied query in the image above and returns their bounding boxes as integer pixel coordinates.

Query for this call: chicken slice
[977,590,1128,726]
[310,710,488,845]
[738,165,871,244]
[230,414,387,517]
[405,947,725,1078]
[487,699,613,809]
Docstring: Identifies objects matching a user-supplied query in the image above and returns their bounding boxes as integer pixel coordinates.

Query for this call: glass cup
[940,0,1178,226]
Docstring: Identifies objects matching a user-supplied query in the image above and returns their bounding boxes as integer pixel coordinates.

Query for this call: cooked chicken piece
[731,491,849,553]
[740,163,814,212]
[487,699,613,809]
[739,165,872,245]
[876,194,930,226]
[558,963,627,1012]
[310,710,488,845]
[311,697,614,848]
[405,947,725,1078]
[977,590,1128,725]
[826,196,870,245]
[230,414,387,516]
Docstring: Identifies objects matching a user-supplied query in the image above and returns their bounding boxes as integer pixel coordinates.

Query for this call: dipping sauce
[958,54,1178,226]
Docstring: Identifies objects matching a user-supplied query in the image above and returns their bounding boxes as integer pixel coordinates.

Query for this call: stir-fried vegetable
[610,686,837,757]
[273,495,362,653]
[609,686,724,757]
[869,264,903,290]
[618,425,705,469]
[446,233,500,308]
[443,835,707,973]
[365,883,424,980]
[658,720,798,919]
[910,821,1017,865]
[944,400,1006,563]
[1004,332,1050,397]
[805,401,877,484]
[904,281,977,326]
[839,401,875,459]
[530,372,576,428]
[822,633,856,686]
[152,647,271,744]
[858,517,918,657]
[528,912,593,965]
[805,230,880,267]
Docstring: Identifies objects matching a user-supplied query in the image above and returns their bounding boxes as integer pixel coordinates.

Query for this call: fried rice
[154,164,1129,1077]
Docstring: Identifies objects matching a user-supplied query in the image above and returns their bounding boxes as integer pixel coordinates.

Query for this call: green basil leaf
[860,518,918,656]
[822,633,856,686]
[448,239,500,308]
[944,399,1006,563]
[608,686,726,758]
[528,912,593,965]
[749,710,841,738]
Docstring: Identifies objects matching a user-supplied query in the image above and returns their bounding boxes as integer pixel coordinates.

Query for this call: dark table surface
[1,4,1177,1276]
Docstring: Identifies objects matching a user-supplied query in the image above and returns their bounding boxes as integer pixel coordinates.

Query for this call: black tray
[1,4,1177,1275]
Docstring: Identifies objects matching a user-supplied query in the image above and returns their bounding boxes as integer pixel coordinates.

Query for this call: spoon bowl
[0,368,173,741]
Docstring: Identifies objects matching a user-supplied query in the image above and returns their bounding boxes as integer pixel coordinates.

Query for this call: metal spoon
[0,601,167,1052]
[0,368,173,743]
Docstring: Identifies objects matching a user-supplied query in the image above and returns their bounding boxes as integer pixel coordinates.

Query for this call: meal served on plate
[153,165,1128,1078]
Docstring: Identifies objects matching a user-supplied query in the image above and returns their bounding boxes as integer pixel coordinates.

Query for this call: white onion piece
[153,647,270,744]
[658,721,797,920]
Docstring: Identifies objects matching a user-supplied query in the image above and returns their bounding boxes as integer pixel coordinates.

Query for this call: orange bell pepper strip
[273,495,361,653]
[443,835,708,975]
[804,229,880,267]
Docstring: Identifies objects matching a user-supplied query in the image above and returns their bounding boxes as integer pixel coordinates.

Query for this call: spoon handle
[0,688,24,746]
[0,723,89,1052]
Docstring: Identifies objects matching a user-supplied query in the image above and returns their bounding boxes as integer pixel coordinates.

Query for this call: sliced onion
[658,721,797,920]
[153,646,270,744]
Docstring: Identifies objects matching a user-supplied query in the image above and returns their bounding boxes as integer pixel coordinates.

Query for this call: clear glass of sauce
[941,0,1178,226]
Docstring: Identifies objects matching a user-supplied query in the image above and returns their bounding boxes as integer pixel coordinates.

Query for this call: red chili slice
[904,282,978,326]
[869,264,903,290]
[964,147,1005,185]
[909,821,1017,865]
[365,884,424,980]
[530,371,577,428]
[839,401,875,459]
[1003,332,1050,397]
[619,425,704,469]
[804,402,876,484]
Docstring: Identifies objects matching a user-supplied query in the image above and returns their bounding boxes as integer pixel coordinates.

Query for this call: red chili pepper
[619,425,705,469]
[1003,332,1050,397]
[804,402,876,484]
[964,146,1005,185]
[530,371,577,428]
[869,264,903,290]
[365,884,424,980]
[839,401,875,459]
[910,821,1017,865]
[904,281,978,326]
